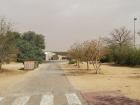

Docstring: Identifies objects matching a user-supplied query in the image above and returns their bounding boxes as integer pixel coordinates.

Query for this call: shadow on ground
[55,68,104,76]
[106,63,140,69]
[81,91,140,105]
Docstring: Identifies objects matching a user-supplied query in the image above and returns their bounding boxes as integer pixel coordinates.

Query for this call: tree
[104,27,132,48]
[68,43,83,68]
[17,40,45,63]
[68,40,106,73]
[0,18,18,70]
[81,41,93,70]
[0,18,11,35]
[81,40,106,73]
[89,40,106,74]
[17,31,45,63]
[102,27,134,64]
[23,31,45,49]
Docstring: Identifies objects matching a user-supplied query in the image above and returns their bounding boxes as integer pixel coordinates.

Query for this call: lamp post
[134,17,137,47]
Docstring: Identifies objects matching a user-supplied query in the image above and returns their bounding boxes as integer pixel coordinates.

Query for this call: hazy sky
[0,0,140,51]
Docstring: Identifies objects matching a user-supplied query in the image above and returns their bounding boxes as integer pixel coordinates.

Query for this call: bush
[17,40,45,63]
[100,54,113,63]
[126,48,140,65]
[69,60,77,64]
[111,47,140,66]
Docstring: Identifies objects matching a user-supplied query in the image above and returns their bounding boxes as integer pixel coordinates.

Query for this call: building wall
[45,52,56,61]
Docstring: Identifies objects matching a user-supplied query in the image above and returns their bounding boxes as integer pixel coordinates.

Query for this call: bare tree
[138,31,140,36]
[81,41,91,70]
[104,27,132,48]
[69,40,106,73]
[0,18,16,71]
[83,40,105,74]
[68,43,83,68]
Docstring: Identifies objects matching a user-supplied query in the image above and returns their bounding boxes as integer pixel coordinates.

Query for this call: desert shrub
[112,47,140,66]
[126,48,140,65]
[102,46,140,66]
[100,54,113,63]
[69,60,77,64]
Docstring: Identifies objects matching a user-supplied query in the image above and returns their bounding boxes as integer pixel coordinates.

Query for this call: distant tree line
[0,18,45,71]
[102,27,140,66]
[68,27,140,73]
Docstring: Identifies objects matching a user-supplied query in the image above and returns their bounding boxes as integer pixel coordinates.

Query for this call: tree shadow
[128,75,140,79]
[60,69,104,76]
[106,63,140,68]
[0,67,26,74]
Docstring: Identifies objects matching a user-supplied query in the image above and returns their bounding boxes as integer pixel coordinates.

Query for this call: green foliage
[118,48,140,65]
[103,27,140,66]
[17,31,45,63]
[0,32,18,63]
[0,18,19,68]
[0,18,46,71]
[17,40,45,63]
[100,54,113,63]
[23,31,45,49]
[104,46,140,66]
[69,60,77,64]
[3,32,21,63]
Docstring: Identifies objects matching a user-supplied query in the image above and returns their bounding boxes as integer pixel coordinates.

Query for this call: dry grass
[0,63,47,95]
[61,63,140,100]
[0,63,27,92]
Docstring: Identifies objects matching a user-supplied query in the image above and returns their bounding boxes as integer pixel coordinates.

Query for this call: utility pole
[134,17,137,47]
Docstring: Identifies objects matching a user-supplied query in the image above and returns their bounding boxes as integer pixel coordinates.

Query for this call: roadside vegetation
[63,26,140,101]
[102,27,140,66]
[68,27,140,74]
[0,17,45,71]
[68,40,106,74]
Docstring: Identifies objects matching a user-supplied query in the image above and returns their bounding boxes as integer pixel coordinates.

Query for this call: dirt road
[0,62,86,105]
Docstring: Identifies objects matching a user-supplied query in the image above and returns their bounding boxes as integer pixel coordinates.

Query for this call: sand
[61,63,140,100]
[0,62,43,94]
[0,63,27,91]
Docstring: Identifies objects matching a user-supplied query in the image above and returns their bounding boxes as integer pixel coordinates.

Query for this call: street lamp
[134,17,137,47]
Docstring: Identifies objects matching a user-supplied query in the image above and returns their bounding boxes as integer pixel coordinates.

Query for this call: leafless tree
[89,40,106,74]
[0,18,14,71]
[104,27,132,48]
[68,43,83,68]
[0,18,11,35]
[81,41,91,70]
[69,40,106,73]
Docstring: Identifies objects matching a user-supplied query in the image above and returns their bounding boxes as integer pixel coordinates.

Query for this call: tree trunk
[95,58,99,74]
[0,63,2,72]
[76,60,78,66]
[87,61,89,70]
[77,60,80,68]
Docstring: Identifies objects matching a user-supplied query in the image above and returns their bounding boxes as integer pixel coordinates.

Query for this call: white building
[45,51,56,61]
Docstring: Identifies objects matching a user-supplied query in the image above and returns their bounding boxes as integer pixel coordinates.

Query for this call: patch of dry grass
[61,63,140,100]
[0,63,27,92]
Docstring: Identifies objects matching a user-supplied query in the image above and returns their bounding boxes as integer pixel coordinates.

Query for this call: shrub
[100,54,113,63]
[69,60,77,64]
[111,47,140,66]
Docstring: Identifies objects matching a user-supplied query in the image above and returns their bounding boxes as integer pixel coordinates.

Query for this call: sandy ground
[0,62,42,94]
[0,63,25,90]
[61,63,140,100]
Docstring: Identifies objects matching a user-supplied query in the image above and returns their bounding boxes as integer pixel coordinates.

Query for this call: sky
[0,0,140,51]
